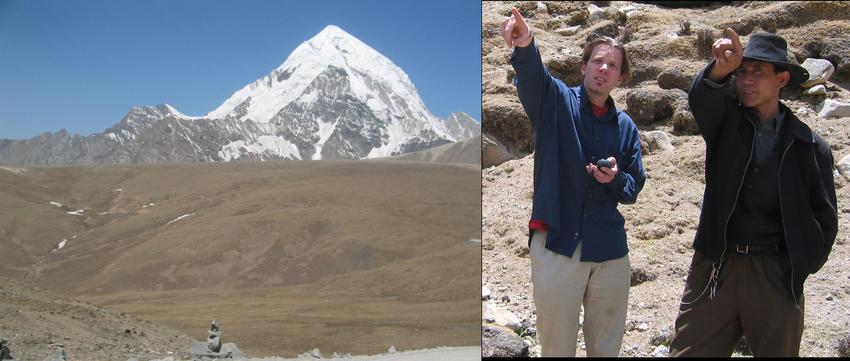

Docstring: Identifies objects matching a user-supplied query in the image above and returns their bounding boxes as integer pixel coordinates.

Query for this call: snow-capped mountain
[0,25,479,165]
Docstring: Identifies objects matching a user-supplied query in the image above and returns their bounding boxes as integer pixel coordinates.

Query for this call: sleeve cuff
[703,77,730,89]
[607,170,627,190]
[701,61,732,89]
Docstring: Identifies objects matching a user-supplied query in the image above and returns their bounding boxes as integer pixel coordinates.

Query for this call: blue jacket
[511,40,646,262]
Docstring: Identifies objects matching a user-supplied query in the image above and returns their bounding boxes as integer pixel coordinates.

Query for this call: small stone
[838,155,850,179]
[501,295,511,303]
[638,322,649,331]
[482,286,491,300]
[556,25,582,36]
[652,345,670,357]
[805,84,827,95]
[826,295,834,301]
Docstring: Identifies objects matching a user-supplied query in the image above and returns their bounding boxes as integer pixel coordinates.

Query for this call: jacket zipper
[778,138,799,306]
[712,117,757,301]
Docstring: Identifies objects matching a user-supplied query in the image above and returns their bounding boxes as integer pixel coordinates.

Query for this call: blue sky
[0,0,481,139]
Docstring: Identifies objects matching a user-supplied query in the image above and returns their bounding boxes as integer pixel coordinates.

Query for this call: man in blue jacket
[669,29,837,356]
[501,7,646,357]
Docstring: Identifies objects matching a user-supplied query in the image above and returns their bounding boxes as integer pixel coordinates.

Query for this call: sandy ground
[0,160,481,359]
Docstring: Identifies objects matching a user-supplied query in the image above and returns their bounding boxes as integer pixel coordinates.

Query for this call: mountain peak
[315,25,352,40]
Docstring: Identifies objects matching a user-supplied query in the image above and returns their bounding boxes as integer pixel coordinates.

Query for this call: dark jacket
[689,61,838,303]
[511,40,646,262]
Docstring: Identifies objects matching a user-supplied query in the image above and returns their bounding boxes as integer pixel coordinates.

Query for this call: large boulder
[657,67,693,92]
[672,106,699,135]
[779,16,850,82]
[482,324,529,358]
[818,99,850,119]
[545,50,584,87]
[642,131,675,154]
[626,87,687,125]
[482,96,534,157]
[801,58,835,88]
[483,133,514,168]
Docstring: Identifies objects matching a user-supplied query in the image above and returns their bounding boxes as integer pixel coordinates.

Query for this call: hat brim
[742,56,810,88]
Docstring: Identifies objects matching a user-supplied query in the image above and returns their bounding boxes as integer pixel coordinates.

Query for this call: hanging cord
[680,255,725,305]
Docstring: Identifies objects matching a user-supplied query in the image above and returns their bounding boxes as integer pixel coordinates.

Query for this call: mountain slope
[392,135,482,165]
[0,25,479,165]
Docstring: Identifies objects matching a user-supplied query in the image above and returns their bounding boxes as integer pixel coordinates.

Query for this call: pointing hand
[501,7,533,48]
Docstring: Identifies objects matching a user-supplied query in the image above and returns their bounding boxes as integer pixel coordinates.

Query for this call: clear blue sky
[0,0,481,139]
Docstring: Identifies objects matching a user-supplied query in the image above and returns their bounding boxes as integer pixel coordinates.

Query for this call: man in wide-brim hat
[669,29,837,356]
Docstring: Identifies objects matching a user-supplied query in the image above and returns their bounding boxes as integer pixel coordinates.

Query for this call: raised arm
[505,8,565,130]
[689,28,742,144]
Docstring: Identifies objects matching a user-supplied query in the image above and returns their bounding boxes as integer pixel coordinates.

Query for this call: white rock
[652,345,670,357]
[805,84,827,95]
[838,155,850,179]
[619,5,637,13]
[638,322,649,331]
[801,58,835,87]
[588,4,603,14]
[388,345,397,353]
[483,301,522,330]
[626,10,638,17]
[557,25,582,35]
[643,130,675,153]
[482,286,491,300]
[531,345,542,356]
[819,99,850,118]
[536,1,547,14]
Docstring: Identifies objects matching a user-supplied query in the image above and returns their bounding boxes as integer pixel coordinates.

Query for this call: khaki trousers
[529,231,631,357]
[670,250,804,357]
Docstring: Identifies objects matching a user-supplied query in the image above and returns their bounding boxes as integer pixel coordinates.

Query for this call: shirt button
[753,167,759,173]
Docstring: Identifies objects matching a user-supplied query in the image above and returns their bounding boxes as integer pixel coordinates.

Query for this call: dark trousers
[669,250,804,357]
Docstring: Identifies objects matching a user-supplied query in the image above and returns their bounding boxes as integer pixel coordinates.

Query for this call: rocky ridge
[0,26,479,165]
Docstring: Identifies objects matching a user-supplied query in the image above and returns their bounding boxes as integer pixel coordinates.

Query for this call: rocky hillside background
[0,276,195,361]
[482,1,850,357]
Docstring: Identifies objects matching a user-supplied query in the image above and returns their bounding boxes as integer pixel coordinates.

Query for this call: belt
[730,243,780,255]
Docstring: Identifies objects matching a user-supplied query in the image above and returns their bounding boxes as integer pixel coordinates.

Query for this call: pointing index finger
[511,8,527,32]
[725,27,741,51]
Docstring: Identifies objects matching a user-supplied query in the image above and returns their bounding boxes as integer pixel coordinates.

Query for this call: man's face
[734,61,789,109]
[581,43,625,98]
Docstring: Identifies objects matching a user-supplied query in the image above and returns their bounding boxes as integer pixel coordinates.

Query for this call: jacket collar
[740,101,814,144]
[578,85,617,122]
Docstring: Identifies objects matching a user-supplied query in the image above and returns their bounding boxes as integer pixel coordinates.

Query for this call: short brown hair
[581,36,631,83]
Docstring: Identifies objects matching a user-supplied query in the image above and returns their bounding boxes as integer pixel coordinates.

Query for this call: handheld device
[595,159,613,169]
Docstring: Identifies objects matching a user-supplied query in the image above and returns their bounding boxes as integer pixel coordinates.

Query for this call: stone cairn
[189,319,245,360]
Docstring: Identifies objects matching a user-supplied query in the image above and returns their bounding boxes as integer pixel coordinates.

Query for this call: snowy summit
[0,25,479,165]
